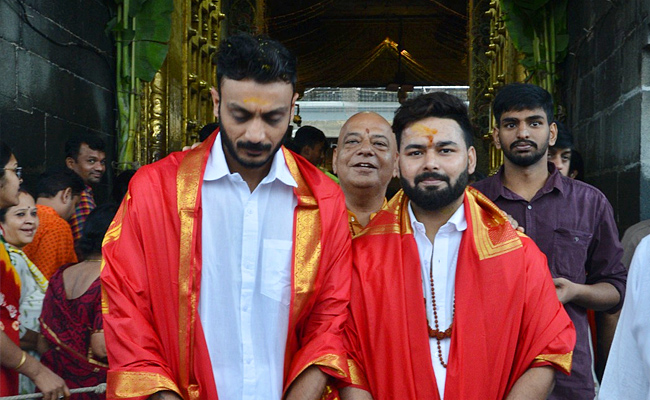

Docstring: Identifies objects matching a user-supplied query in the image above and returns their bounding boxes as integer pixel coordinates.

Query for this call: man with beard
[101,33,352,400]
[340,92,575,400]
[332,112,398,236]
[472,83,627,399]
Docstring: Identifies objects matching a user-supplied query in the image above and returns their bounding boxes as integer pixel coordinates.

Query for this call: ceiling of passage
[265,0,469,91]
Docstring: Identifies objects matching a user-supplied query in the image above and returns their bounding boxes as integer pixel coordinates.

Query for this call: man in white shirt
[340,92,575,399]
[101,33,352,400]
[598,234,650,399]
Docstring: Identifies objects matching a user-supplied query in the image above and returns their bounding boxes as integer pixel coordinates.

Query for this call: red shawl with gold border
[344,188,575,399]
[101,133,351,399]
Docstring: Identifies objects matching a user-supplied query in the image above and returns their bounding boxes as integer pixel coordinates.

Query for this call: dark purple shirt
[472,163,626,400]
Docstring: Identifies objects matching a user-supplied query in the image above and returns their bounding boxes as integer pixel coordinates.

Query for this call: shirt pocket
[260,239,293,306]
[552,227,593,282]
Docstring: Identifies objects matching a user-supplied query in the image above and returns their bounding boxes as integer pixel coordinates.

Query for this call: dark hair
[199,123,219,142]
[215,32,297,91]
[493,83,554,125]
[36,168,86,199]
[112,169,136,204]
[0,141,13,180]
[76,203,118,258]
[0,188,32,223]
[292,126,326,153]
[65,134,106,161]
[570,149,584,181]
[552,121,573,149]
[392,92,474,149]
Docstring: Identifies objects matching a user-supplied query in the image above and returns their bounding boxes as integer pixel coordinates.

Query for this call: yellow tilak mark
[411,123,438,136]
[243,97,271,106]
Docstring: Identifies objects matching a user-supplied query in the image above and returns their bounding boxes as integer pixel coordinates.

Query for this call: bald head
[333,112,398,195]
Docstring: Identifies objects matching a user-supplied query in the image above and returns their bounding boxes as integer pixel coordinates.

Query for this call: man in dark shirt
[472,83,627,400]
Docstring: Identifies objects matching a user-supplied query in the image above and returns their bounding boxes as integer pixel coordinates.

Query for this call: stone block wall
[0,0,115,200]
[562,0,650,234]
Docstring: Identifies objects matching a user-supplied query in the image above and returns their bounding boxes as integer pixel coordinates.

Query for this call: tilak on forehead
[410,122,438,145]
[243,97,272,106]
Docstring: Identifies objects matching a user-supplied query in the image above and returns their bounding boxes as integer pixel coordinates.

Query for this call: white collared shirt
[408,201,467,400]
[199,137,297,400]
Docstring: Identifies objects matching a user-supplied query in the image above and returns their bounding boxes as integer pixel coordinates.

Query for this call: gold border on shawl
[283,148,321,321]
[347,358,368,387]
[109,371,181,398]
[103,192,129,247]
[176,142,208,398]
[359,190,411,237]
[466,188,522,260]
[533,351,573,375]
[41,319,109,368]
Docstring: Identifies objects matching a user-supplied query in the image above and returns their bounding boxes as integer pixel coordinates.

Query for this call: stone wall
[0,0,115,200]
[562,0,650,234]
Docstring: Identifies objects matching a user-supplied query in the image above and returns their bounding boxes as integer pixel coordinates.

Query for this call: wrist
[13,350,27,370]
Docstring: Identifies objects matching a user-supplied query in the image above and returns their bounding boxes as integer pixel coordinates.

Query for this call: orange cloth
[23,205,77,279]
[347,198,387,237]
[343,188,576,399]
[101,134,352,399]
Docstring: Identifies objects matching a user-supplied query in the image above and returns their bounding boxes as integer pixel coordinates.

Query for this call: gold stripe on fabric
[176,142,208,396]
[356,224,401,237]
[347,359,368,386]
[103,192,129,247]
[360,190,411,237]
[40,320,109,368]
[283,148,321,319]
[466,189,522,260]
[533,351,573,375]
[109,371,181,398]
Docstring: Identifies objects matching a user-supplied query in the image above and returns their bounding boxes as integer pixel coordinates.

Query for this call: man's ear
[492,127,502,150]
[392,151,399,178]
[210,87,220,119]
[65,157,75,169]
[61,187,73,204]
[467,146,477,175]
[549,121,558,147]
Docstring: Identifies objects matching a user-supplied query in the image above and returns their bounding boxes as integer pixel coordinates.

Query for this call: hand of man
[553,277,576,304]
[506,214,525,233]
[182,142,201,151]
[27,363,70,400]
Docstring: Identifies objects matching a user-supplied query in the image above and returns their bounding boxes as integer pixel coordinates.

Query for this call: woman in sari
[39,204,118,399]
[0,189,48,394]
[0,140,69,400]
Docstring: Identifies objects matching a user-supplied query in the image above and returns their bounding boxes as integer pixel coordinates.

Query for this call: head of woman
[0,190,38,248]
[77,204,118,259]
[0,141,22,208]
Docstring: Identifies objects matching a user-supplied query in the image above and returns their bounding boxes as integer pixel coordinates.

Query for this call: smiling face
[212,79,298,178]
[399,117,476,212]
[0,191,38,248]
[333,112,398,195]
[66,144,106,185]
[493,107,557,168]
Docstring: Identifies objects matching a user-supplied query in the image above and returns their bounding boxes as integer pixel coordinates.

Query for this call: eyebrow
[502,115,546,124]
[227,103,290,115]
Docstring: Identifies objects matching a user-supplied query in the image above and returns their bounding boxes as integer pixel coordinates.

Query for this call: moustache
[237,141,272,152]
[414,172,450,185]
[510,139,538,150]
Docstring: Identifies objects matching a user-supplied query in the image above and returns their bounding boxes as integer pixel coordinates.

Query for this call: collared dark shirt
[472,163,627,400]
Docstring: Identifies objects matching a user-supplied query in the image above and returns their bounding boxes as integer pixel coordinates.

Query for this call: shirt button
[574,236,579,242]
[527,205,532,210]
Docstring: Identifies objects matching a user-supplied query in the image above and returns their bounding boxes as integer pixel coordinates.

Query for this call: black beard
[401,169,469,211]
[502,139,548,167]
[220,123,282,169]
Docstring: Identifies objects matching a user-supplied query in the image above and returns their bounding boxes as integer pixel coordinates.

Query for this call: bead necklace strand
[427,250,454,368]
